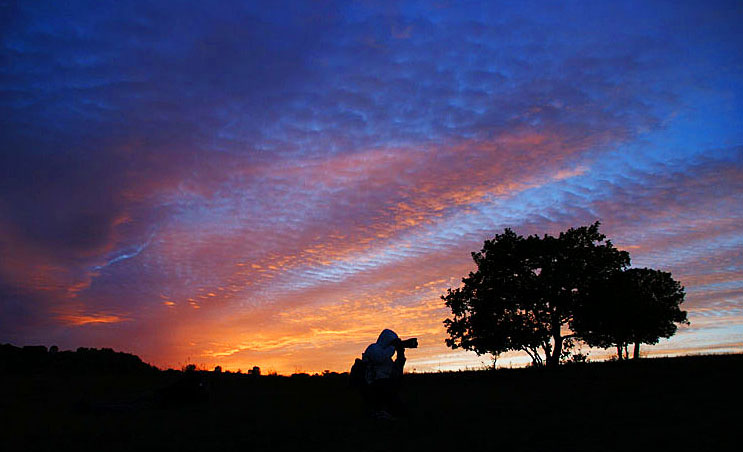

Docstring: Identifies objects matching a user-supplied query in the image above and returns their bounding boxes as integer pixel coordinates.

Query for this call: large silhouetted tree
[572,268,688,360]
[443,222,630,367]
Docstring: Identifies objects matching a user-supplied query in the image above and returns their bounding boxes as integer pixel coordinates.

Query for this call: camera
[396,337,418,349]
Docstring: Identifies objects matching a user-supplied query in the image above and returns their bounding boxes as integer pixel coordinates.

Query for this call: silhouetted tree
[443,222,629,367]
[572,268,688,359]
[0,343,155,374]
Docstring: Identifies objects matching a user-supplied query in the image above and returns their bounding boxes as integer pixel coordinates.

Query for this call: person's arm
[393,344,406,376]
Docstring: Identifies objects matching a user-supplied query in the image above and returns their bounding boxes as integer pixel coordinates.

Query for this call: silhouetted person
[359,329,417,420]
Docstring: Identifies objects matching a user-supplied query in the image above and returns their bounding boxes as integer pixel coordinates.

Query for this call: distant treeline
[0,343,157,375]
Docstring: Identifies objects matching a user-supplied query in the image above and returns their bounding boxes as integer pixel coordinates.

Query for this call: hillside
[1,353,739,451]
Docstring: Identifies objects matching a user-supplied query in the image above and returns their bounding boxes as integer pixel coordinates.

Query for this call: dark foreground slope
[1,354,740,451]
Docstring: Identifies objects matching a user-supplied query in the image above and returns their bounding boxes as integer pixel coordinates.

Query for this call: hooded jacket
[362,329,405,383]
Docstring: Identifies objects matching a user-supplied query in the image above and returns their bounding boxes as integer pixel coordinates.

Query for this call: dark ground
[1,354,740,451]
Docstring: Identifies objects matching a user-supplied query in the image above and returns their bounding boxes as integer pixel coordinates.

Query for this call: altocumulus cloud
[0,0,741,372]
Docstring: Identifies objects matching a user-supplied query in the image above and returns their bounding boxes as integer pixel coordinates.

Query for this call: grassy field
[1,354,740,451]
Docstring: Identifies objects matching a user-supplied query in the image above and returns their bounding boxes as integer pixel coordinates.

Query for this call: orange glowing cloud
[58,313,129,326]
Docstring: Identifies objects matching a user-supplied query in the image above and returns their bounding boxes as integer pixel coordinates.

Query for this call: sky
[1,0,742,374]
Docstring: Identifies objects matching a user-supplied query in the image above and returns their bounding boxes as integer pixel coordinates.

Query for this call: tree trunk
[545,317,564,368]
[616,344,623,360]
[633,343,640,359]
[548,333,563,368]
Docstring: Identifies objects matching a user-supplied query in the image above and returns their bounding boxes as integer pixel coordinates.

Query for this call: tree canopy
[443,221,630,367]
[571,268,688,359]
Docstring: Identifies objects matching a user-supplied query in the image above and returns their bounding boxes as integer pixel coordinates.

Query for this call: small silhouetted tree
[572,268,688,359]
[443,222,629,367]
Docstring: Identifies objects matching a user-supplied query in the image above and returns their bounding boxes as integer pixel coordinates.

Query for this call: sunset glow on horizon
[1,1,742,374]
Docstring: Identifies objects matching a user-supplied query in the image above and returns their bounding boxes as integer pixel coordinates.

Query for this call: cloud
[57,313,129,326]
[0,1,741,372]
